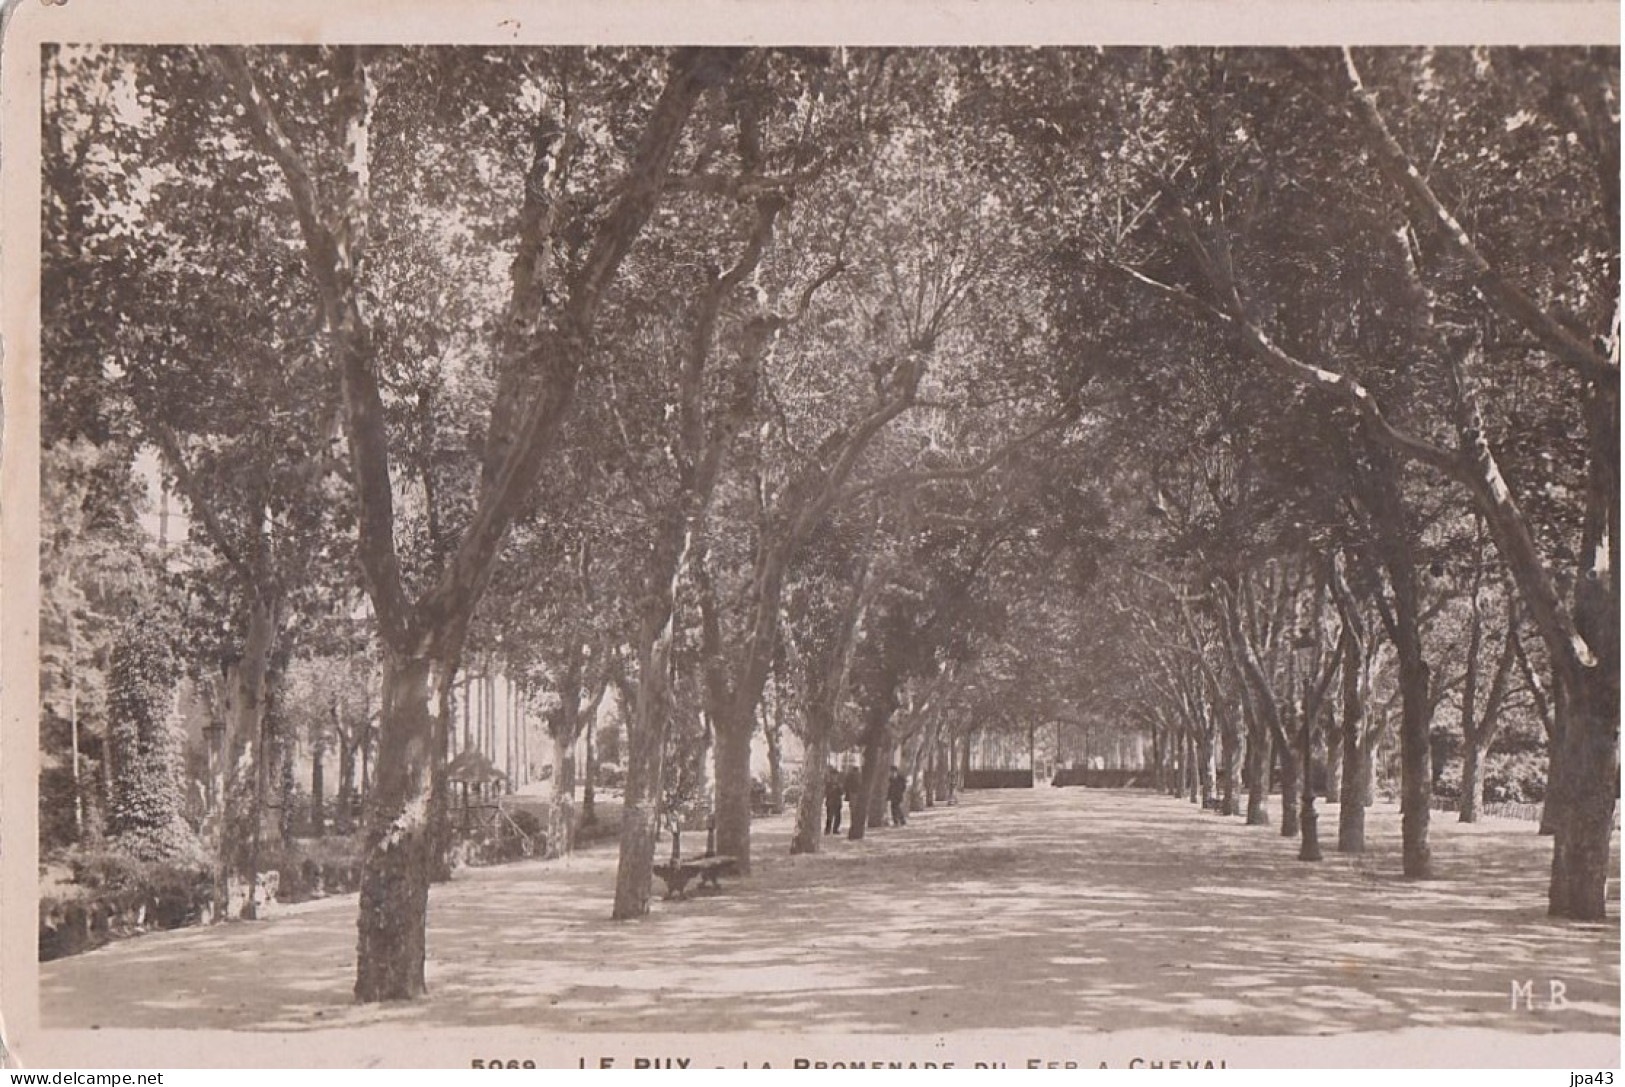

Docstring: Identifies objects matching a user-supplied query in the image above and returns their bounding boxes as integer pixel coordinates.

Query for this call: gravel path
[41,788,1618,1040]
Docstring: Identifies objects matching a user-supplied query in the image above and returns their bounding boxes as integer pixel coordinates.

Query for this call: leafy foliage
[104,609,198,863]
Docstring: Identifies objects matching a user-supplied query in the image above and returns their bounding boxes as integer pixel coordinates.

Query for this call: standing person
[823,767,844,835]
[887,766,908,827]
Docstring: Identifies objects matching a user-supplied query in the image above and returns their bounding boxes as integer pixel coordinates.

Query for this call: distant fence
[1431,796,1543,822]
[962,770,1034,790]
[1052,769,1153,789]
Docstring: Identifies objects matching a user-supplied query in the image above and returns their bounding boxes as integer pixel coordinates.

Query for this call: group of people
[822,764,910,834]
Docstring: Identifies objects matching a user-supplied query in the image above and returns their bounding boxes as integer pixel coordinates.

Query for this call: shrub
[1434,761,1463,803]
[254,836,365,902]
[1486,750,1547,804]
[509,809,544,839]
[596,725,622,766]
[1433,750,1548,805]
[39,833,374,961]
[41,846,214,960]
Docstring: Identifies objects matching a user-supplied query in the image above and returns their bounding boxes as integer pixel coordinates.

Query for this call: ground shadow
[42,789,1619,1035]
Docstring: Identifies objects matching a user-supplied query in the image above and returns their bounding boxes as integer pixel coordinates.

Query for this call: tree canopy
[40,44,1618,1002]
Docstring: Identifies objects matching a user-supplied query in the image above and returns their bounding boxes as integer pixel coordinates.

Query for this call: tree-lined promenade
[41,45,1617,1007]
[42,791,1619,1035]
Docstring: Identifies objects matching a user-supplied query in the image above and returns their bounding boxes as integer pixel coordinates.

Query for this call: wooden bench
[651,855,739,900]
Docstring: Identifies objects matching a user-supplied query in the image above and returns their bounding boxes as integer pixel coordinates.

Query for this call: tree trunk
[612,666,668,920]
[1324,727,1342,802]
[1196,722,1215,808]
[1459,596,1521,825]
[868,749,889,828]
[701,545,792,870]
[791,726,830,856]
[764,708,785,814]
[244,691,269,920]
[922,743,938,808]
[1276,732,1300,839]
[360,709,372,802]
[550,643,584,797]
[581,717,597,828]
[220,596,278,921]
[1459,739,1484,824]
[1147,721,1162,792]
[907,738,928,812]
[311,733,326,838]
[1548,661,1618,918]
[613,637,674,921]
[1186,731,1200,805]
[1361,441,1434,878]
[1169,722,1185,798]
[612,778,661,923]
[354,651,443,1002]
[277,711,298,842]
[1165,723,1180,797]
[1244,725,1269,825]
[614,499,703,918]
[1539,682,1566,837]
[1338,732,1370,854]
[849,733,885,841]
[712,711,754,870]
[1543,368,1617,918]
[1456,562,1487,824]
[1217,703,1240,816]
[553,734,575,799]
[1223,590,1277,828]
[427,657,460,885]
[68,603,84,839]
[1516,632,1562,836]
[337,727,356,834]
[1393,622,1434,877]
[267,675,298,846]
[1298,715,1322,861]
[1337,634,1370,854]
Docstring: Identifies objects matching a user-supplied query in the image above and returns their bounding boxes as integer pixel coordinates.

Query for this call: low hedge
[41,851,214,961]
[40,837,367,962]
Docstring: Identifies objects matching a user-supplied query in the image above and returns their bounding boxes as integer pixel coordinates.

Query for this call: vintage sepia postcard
[2,0,1619,1071]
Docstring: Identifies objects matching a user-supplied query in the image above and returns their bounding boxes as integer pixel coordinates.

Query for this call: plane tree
[687,53,1044,871]
[43,44,358,914]
[1075,48,1615,904]
[193,43,752,995]
[779,503,886,854]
